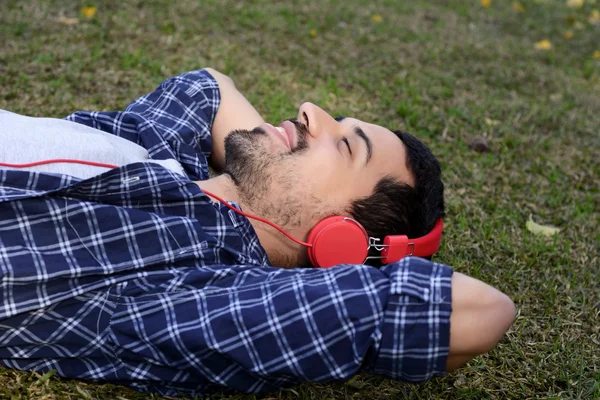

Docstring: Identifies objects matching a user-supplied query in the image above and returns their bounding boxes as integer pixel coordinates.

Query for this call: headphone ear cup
[307,216,370,268]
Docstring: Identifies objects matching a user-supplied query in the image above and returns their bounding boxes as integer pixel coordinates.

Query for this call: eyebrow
[354,126,373,165]
[336,117,373,165]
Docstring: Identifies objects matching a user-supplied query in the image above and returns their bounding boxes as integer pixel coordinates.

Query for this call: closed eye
[342,137,352,155]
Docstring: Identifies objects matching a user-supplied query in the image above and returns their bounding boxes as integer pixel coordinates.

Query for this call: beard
[223,119,314,229]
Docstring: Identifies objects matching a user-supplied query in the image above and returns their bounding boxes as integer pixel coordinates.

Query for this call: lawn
[1,0,599,399]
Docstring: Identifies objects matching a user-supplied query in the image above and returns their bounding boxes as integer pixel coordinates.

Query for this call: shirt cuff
[369,257,453,381]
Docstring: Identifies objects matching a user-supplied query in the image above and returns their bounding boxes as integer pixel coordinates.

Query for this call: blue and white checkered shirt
[0,69,453,397]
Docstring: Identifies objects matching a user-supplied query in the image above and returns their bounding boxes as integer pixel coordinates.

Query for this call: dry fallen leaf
[485,117,500,126]
[467,136,491,153]
[512,1,526,12]
[589,9,600,25]
[454,375,467,387]
[535,39,552,50]
[57,16,79,26]
[81,6,97,19]
[526,215,561,237]
[563,30,574,39]
[550,93,563,102]
[566,0,584,8]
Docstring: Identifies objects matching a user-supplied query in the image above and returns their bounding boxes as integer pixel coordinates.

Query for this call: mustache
[285,118,309,153]
[231,118,310,154]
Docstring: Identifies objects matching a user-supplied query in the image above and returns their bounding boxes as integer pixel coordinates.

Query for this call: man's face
[224,102,413,258]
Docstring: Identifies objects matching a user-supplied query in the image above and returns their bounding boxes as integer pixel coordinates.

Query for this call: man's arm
[65,69,220,180]
[447,272,516,371]
[66,68,264,175]
[204,68,264,172]
[107,258,514,393]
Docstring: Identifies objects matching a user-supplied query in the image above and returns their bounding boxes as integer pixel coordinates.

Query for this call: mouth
[262,122,294,150]
[279,120,297,149]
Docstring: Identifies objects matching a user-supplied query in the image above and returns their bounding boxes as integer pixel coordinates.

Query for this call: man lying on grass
[0,68,514,397]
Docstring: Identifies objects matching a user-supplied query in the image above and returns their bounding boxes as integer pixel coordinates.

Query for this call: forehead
[341,118,414,186]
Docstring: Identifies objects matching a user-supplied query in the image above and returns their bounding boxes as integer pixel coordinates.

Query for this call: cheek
[302,152,338,182]
[294,152,359,202]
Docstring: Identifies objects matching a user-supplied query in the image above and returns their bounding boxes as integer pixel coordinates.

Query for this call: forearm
[204,68,264,172]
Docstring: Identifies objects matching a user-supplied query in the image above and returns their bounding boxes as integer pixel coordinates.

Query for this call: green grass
[1,0,599,398]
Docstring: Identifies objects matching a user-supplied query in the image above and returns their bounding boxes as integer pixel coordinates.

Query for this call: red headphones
[200,190,443,268]
[0,159,443,268]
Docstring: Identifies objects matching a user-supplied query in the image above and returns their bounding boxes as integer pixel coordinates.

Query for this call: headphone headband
[379,218,443,264]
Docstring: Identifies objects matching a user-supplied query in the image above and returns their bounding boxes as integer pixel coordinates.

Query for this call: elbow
[204,67,236,88]
[498,292,516,334]
[447,274,516,371]
[477,291,515,354]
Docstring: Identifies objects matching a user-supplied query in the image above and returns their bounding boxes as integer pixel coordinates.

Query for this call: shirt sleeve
[65,69,221,180]
[107,258,453,395]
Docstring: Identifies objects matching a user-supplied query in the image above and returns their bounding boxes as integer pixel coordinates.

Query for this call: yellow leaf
[526,215,561,237]
[589,9,600,25]
[485,117,500,126]
[593,50,600,58]
[512,1,526,12]
[481,0,492,8]
[371,14,383,23]
[535,39,552,50]
[574,21,585,29]
[56,16,79,26]
[309,29,317,38]
[550,93,563,102]
[81,6,97,19]
[563,30,574,39]
[566,0,584,8]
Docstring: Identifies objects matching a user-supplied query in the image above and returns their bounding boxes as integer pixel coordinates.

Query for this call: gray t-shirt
[0,110,186,179]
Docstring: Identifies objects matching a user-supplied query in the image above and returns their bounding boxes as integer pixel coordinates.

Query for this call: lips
[263,122,293,150]
[279,120,296,149]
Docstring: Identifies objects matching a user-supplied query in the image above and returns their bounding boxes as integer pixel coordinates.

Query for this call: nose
[297,102,340,140]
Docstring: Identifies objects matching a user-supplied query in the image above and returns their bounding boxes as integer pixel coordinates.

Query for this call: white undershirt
[0,110,186,179]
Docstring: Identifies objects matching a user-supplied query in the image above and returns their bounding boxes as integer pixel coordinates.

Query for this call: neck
[196,174,241,204]
[196,174,302,268]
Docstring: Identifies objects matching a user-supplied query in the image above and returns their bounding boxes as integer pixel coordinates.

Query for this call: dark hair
[348,130,445,266]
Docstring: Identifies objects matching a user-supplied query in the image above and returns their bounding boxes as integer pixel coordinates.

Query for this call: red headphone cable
[0,158,313,248]
[198,189,312,247]
[0,159,122,170]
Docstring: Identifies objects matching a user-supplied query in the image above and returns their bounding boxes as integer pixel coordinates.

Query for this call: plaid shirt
[0,69,453,397]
